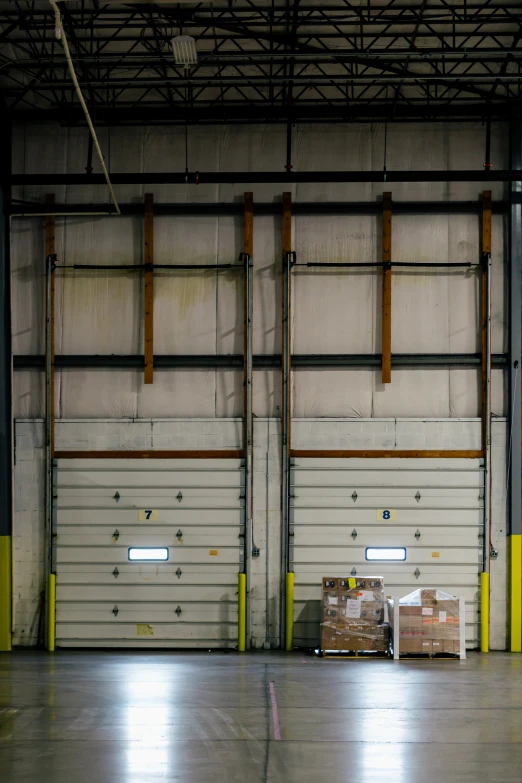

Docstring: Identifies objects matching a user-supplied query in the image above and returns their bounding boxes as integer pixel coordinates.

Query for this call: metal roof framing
[1,1,521,125]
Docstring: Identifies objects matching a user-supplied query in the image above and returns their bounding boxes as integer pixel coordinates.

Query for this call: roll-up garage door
[54,458,244,648]
[290,458,483,649]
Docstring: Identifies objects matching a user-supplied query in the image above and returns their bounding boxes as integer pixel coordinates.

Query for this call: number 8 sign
[376,509,396,521]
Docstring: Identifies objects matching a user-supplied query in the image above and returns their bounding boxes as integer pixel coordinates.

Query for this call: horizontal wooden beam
[54,450,244,460]
[290,449,483,459]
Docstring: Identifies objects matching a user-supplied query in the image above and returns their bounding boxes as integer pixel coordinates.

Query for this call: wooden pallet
[316,649,391,659]
[398,652,460,660]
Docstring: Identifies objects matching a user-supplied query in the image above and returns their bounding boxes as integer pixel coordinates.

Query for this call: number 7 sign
[138,509,158,521]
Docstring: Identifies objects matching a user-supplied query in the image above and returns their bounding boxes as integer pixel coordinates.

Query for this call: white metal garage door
[54,458,244,648]
[290,458,484,649]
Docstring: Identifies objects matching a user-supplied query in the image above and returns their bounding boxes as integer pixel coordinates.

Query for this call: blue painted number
[383,510,391,520]
[145,510,152,520]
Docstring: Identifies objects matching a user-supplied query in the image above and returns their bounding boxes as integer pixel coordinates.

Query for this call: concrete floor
[1,651,522,783]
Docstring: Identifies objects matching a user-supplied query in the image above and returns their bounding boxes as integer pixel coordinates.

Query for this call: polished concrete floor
[1,650,522,783]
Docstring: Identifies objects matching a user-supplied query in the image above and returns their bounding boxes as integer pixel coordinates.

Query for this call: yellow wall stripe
[480,572,489,653]
[238,573,246,652]
[285,572,294,652]
[0,536,12,651]
[511,535,522,652]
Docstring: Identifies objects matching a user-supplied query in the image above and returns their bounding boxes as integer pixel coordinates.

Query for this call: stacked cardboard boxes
[399,588,460,655]
[321,576,390,652]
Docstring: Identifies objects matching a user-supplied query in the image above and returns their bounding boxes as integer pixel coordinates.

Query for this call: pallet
[398,652,460,660]
[316,649,391,659]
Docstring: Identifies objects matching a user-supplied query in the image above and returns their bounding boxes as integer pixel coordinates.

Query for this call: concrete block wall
[13,416,507,649]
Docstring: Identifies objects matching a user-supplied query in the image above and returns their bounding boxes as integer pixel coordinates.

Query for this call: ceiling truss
[0,1,521,124]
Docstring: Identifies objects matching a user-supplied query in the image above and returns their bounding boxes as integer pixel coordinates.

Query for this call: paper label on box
[439,611,447,623]
[328,596,338,605]
[358,590,375,602]
[345,599,361,619]
[348,578,357,589]
[422,607,433,616]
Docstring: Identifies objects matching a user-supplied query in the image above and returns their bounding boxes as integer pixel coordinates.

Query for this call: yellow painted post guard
[285,572,294,651]
[47,573,56,652]
[511,535,522,652]
[238,572,246,652]
[0,536,11,651]
[480,571,489,653]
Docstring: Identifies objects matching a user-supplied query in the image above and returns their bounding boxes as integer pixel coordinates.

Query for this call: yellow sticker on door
[209,549,219,556]
[376,509,396,521]
[431,552,440,558]
[138,509,158,521]
[136,624,154,636]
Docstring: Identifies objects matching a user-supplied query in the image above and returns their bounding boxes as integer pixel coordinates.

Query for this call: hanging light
[171,35,198,69]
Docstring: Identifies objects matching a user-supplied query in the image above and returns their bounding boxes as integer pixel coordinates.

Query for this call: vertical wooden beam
[381,192,392,384]
[281,191,292,648]
[243,191,254,462]
[481,190,492,457]
[45,194,55,456]
[243,192,254,649]
[282,192,293,448]
[144,193,154,384]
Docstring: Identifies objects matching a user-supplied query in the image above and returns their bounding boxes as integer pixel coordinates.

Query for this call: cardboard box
[360,602,384,622]
[421,640,433,653]
[322,576,388,653]
[441,640,458,654]
[324,607,344,621]
[420,589,438,605]
[399,605,422,616]
[400,638,422,654]
[399,588,461,657]
[323,578,338,591]
[444,600,459,617]
[324,590,339,604]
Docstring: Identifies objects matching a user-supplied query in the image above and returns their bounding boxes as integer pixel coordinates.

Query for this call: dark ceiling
[1,1,522,125]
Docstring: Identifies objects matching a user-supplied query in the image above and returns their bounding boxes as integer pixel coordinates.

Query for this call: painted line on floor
[268,681,281,740]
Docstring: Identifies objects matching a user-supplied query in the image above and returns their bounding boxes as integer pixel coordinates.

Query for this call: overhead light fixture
[171,35,198,69]
[365,547,407,561]
[128,547,169,561]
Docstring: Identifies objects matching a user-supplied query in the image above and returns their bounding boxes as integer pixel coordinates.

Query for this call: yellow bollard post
[285,572,294,651]
[0,536,12,651]
[510,535,522,652]
[238,573,246,652]
[480,571,489,653]
[47,574,56,652]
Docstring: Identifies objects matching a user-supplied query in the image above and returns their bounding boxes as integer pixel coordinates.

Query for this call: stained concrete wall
[13,417,507,650]
[12,121,509,421]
